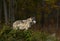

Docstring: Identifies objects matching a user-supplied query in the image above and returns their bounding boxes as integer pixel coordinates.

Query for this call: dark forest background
[0,0,60,40]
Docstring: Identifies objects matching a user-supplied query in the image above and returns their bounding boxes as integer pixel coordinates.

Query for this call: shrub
[0,25,58,41]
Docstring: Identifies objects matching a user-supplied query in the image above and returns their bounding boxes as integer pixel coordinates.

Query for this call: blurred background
[0,0,60,41]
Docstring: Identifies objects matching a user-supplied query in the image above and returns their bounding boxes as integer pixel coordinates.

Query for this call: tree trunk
[9,0,15,25]
[3,0,8,25]
[0,0,2,28]
[41,11,44,32]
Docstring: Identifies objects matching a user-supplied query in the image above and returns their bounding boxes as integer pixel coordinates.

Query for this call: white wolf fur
[13,17,36,30]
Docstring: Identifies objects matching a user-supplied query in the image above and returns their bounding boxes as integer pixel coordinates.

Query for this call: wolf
[12,17,36,30]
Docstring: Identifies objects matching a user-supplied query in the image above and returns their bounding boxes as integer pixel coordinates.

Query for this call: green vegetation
[0,25,57,41]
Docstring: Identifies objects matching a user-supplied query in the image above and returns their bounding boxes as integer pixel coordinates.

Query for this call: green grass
[0,25,58,41]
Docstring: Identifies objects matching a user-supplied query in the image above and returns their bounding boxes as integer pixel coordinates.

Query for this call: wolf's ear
[33,17,35,18]
[32,17,35,20]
